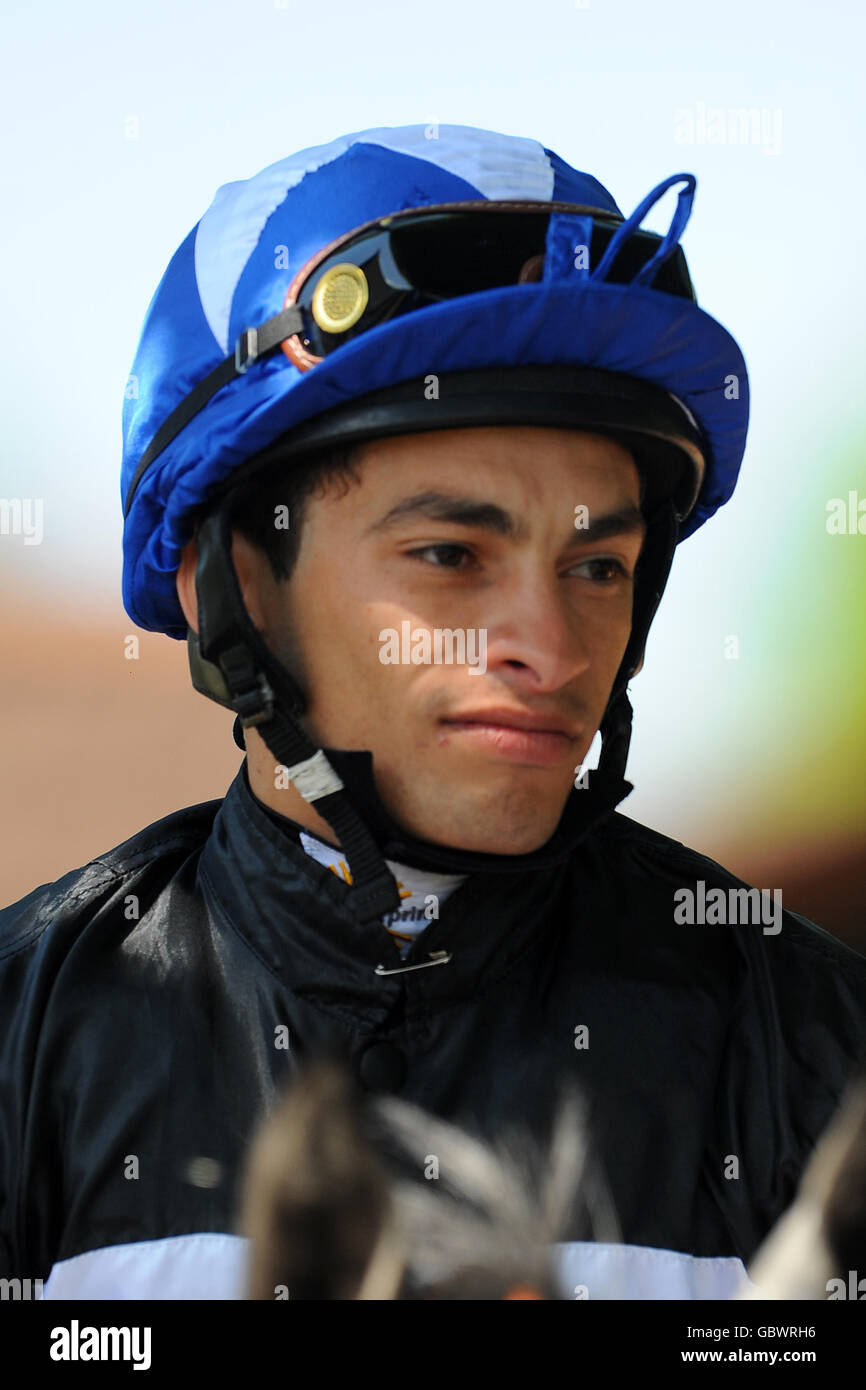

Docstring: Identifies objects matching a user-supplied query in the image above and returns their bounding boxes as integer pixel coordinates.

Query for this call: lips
[438,709,581,766]
[440,708,580,738]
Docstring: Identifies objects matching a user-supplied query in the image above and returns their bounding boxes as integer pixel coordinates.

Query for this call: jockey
[2,124,864,1300]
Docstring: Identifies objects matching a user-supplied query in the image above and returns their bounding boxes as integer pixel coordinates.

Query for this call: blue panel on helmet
[542,213,594,283]
[542,146,622,216]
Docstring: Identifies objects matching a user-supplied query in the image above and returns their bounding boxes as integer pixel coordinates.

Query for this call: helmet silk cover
[121,123,749,639]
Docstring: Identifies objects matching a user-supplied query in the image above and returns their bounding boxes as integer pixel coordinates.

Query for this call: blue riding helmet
[121,122,748,637]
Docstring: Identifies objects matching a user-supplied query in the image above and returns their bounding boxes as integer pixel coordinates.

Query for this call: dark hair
[226,442,366,583]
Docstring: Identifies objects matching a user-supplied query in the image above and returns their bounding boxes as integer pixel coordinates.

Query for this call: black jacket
[2,760,865,1300]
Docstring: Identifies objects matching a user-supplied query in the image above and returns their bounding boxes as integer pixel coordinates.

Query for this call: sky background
[1,0,864,932]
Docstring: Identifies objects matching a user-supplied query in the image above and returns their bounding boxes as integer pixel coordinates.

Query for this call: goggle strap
[592,173,696,289]
[123,304,304,518]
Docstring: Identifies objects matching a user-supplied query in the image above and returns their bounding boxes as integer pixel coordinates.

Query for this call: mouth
[437,710,581,766]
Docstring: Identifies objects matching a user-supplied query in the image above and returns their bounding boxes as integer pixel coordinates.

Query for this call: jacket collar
[197,758,630,1020]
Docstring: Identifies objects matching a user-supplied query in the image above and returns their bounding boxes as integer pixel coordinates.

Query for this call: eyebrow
[365,490,647,549]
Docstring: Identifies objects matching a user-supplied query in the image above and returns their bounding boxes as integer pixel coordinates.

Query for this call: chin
[380,770,568,854]
[411,812,563,857]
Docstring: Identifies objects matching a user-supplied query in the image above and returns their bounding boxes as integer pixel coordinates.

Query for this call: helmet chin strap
[194,494,679,919]
[597,495,681,777]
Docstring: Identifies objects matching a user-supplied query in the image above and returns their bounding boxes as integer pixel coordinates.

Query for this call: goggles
[281,199,696,371]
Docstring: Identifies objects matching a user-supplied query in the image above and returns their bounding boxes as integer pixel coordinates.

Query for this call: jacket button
[357,1041,407,1093]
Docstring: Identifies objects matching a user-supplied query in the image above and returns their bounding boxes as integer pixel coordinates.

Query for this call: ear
[174,528,271,636]
[230,531,272,633]
[176,537,199,633]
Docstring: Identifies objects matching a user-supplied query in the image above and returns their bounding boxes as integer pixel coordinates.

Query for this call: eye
[569,557,631,584]
[407,544,474,569]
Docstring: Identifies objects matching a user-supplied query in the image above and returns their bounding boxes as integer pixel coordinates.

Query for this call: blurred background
[1,0,863,949]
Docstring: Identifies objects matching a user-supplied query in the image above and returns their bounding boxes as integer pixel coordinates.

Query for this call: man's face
[240,426,644,855]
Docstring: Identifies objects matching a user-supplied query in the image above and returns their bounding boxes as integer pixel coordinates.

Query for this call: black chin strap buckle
[220,644,275,727]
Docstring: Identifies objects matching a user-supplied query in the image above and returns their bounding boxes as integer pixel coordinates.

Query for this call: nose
[479,568,593,695]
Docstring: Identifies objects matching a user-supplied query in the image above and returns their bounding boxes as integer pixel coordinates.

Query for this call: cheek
[286,590,403,709]
[577,589,634,650]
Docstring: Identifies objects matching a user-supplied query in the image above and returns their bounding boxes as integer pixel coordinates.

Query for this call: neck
[244,727,343,848]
